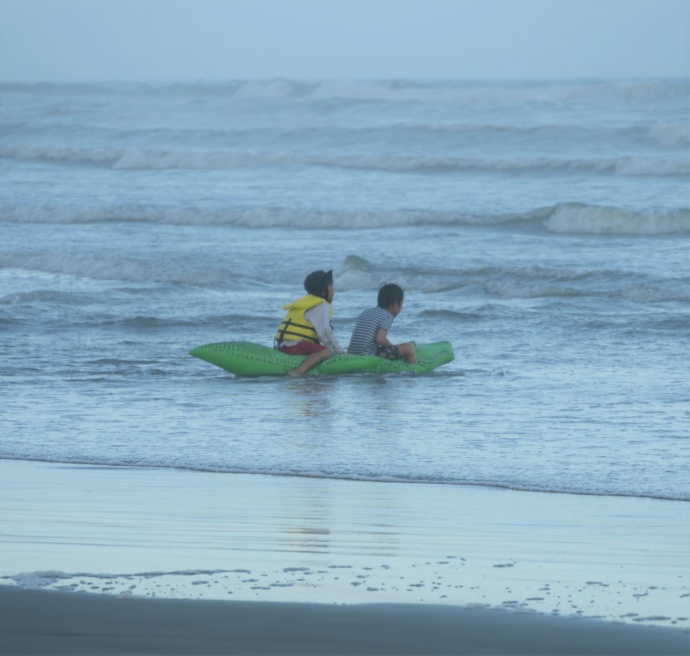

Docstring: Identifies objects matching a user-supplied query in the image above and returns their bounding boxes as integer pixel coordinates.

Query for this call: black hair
[377,283,404,309]
[303,270,333,299]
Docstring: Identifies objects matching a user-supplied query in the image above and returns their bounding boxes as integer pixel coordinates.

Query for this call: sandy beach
[1,585,688,655]
[1,459,688,654]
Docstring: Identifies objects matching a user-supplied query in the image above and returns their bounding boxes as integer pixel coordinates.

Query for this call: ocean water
[1,78,689,504]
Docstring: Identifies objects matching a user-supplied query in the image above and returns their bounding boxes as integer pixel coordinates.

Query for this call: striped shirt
[347,306,394,356]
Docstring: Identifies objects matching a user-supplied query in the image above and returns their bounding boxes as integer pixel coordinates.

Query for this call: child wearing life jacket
[274,269,347,376]
[347,283,417,364]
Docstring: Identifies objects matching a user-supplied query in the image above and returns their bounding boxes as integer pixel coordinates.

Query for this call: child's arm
[375,327,393,348]
[308,304,347,354]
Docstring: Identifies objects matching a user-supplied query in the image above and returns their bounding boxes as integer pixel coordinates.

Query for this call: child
[274,269,347,376]
[348,283,417,364]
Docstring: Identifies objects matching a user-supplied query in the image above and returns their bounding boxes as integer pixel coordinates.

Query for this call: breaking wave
[338,254,690,303]
[1,78,687,106]
[1,203,687,236]
[2,143,687,177]
[0,253,239,286]
[545,204,689,236]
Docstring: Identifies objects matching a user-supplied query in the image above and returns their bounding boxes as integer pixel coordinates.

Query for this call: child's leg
[287,348,332,376]
[375,343,417,365]
[397,342,417,364]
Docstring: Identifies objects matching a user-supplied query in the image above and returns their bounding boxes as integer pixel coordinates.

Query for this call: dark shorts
[376,344,401,360]
[279,342,327,356]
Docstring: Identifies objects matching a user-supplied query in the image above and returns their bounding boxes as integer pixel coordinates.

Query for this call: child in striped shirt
[347,283,417,364]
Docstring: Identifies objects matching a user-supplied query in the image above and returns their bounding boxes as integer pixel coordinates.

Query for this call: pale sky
[0,0,687,81]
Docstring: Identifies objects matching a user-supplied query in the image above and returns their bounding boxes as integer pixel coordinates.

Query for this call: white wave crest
[106,151,690,177]
[545,205,690,236]
[622,286,690,304]
[0,143,117,164]
[650,122,690,148]
[613,157,688,176]
[3,204,687,238]
[0,205,536,228]
[5,78,685,106]
[0,253,233,285]
[3,143,686,177]
[112,148,266,170]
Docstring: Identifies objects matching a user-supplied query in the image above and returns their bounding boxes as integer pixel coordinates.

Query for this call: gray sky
[0,0,687,81]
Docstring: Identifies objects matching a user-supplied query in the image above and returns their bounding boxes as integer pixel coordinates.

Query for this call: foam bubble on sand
[3,558,688,629]
[8,571,69,588]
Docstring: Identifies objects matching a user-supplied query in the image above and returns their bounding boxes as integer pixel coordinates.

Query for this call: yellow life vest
[275,294,331,344]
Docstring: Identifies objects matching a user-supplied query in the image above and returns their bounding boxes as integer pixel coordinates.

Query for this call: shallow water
[2,461,688,628]
[1,79,688,499]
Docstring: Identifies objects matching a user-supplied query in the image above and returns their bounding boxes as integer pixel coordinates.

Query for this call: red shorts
[279,342,327,356]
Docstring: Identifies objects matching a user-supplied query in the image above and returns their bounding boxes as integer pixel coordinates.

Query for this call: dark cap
[304,270,333,299]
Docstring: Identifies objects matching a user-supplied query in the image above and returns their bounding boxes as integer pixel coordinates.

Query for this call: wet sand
[1,585,688,655]
[1,459,688,654]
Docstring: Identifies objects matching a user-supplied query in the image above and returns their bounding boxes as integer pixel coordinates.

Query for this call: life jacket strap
[275,318,320,345]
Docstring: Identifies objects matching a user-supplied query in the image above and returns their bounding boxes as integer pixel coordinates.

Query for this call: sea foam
[545,204,689,236]
[3,142,688,177]
[2,203,687,236]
